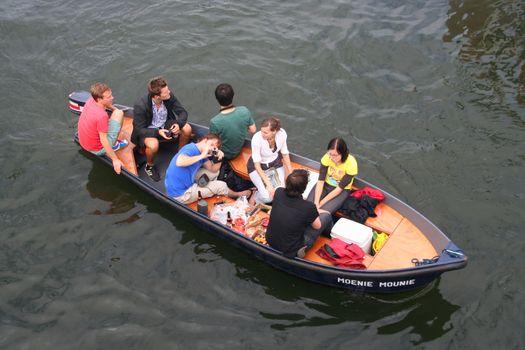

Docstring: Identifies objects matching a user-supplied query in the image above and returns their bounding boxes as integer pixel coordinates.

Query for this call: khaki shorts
[175,181,229,204]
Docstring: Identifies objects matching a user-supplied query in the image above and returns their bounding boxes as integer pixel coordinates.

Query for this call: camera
[165,129,173,138]
[210,148,220,163]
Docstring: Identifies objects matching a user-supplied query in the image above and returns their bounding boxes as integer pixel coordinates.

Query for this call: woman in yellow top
[307,137,358,214]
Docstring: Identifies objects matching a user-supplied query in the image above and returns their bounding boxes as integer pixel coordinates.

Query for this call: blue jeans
[303,212,333,248]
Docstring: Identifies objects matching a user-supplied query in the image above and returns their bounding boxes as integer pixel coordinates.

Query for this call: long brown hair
[261,117,281,131]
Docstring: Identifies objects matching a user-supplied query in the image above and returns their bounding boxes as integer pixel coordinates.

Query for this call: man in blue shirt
[165,133,252,203]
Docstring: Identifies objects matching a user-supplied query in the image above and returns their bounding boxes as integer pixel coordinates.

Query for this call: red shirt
[77,97,109,152]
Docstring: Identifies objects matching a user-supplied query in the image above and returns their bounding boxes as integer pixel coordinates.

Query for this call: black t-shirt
[266,188,319,257]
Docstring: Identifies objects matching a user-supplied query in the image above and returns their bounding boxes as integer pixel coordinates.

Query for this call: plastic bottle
[197,191,208,216]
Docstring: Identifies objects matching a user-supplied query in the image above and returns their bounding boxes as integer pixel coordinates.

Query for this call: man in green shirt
[209,83,256,160]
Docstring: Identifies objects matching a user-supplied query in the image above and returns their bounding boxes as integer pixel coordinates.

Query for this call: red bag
[350,187,385,201]
[316,238,366,270]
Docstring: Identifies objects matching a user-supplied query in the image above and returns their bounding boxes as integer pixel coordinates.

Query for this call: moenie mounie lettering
[337,278,373,287]
[337,277,416,288]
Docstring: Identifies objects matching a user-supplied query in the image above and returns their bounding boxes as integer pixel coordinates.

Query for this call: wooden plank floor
[367,218,438,270]
[304,236,374,268]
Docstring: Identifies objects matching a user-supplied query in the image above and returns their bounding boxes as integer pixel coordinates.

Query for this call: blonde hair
[90,82,110,100]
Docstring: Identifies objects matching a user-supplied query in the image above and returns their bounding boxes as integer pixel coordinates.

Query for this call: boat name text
[337,277,416,288]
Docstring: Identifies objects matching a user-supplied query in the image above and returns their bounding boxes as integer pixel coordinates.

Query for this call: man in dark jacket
[132,76,192,181]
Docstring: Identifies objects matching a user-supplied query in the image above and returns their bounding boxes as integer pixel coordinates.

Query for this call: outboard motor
[68,90,91,115]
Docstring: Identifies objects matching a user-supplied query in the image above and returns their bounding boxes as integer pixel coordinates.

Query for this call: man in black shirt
[266,169,333,258]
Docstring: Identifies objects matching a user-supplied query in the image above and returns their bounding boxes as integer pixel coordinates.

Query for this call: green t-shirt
[209,106,254,160]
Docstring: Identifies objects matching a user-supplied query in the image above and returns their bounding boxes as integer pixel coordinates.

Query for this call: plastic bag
[210,200,248,226]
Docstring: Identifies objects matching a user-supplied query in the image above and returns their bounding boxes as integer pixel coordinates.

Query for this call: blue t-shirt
[165,143,206,197]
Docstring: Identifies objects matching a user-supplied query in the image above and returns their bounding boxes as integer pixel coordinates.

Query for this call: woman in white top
[247,117,293,204]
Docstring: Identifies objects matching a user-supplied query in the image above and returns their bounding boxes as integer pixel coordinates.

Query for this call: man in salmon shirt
[77,82,128,174]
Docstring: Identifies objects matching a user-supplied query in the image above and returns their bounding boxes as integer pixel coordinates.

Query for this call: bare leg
[178,123,192,149]
[144,137,159,166]
[110,109,124,124]
[228,189,252,199]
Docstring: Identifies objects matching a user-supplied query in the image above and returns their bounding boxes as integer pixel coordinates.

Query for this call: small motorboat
[69,90,467,293]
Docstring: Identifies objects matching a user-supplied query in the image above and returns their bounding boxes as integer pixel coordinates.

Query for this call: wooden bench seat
[365,202,404,234]
[336,202,404,235]
[229,147,318,180]
[115,116,137,175]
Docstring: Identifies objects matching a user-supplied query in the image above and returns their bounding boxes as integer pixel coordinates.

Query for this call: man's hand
[159,129,172,139]
[215,149,224,161]
[201,143,213,159]
[169,124,180,136]
[267,183,276,199]
[112,158,123,174]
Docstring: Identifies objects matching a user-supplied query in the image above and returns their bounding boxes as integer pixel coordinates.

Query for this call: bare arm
[99,131,123,174]
[314,164,328,207]
[203,159,221,172]
[313,180,324,207]
[251,134,273,191]
[176,144,210,167]
[202,148,224,172]
[310,216,322,230]
[254,162,273,191]
[319,186,343,208]
[281,153,293,179]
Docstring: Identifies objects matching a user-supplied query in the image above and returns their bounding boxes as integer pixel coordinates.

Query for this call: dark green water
[1,0,524,349]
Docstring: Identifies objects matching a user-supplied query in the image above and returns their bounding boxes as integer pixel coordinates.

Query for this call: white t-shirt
[251,129,289,164]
